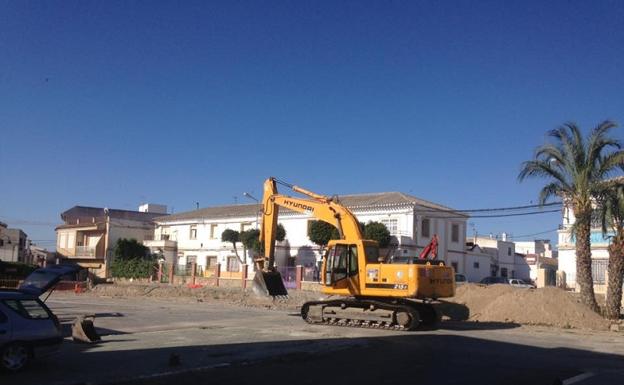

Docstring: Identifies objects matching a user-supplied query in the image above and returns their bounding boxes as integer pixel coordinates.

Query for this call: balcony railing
[75,246,96,257]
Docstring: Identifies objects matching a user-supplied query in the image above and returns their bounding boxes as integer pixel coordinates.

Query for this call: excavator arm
[259,177,363,269]
[253,177,365,297]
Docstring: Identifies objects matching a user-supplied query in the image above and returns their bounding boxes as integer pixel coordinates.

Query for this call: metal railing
[592,259,608,285]
[75,246,96,257]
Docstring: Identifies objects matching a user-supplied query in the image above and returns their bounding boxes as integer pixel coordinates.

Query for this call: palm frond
[538,182,563,205]
[518,160,571,191]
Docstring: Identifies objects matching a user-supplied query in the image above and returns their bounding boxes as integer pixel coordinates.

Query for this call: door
[346,245,360,295]
[324,244,349,290]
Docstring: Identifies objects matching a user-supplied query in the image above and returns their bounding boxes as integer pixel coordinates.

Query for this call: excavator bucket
[252,270,288,297]
[72,315,101,343]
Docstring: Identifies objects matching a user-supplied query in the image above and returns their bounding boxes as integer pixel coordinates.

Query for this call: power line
[509,228,561,239]
[423,209,561,219]
[412,201,562,214]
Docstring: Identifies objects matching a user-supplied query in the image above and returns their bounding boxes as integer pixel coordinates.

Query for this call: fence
[145,262,320,290]
[276,266,297,289]
[302,266,320,282]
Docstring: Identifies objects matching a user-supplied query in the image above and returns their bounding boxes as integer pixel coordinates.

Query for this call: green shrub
[110,258,156,279]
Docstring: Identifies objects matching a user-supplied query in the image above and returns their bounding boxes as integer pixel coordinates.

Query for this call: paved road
[7,293,624,385]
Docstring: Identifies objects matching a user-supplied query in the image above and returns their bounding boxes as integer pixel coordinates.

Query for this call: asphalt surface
[6,293,624,385]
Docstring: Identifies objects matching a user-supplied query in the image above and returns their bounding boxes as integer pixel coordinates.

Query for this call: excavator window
[332,244,348,282]
[348,245,358,276]
[324,244,349,284]
[364,246,380,264]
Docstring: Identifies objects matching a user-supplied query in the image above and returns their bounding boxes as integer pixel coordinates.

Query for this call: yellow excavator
[252,177,455,331]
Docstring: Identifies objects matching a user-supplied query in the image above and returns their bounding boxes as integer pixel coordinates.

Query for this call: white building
[463,243,496,282]
[515,239,558,283]
[557,204,609,290]
[467,234,531,281]
[145,192,470,276]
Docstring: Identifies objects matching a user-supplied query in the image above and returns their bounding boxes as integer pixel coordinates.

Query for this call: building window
[501,268,508,277]
[190,225,197,240]
[421,218,430,238]
[0,240,3,247]
[227,256,240,272]
[206,256,218,268]
[210,224,218,239]
[160,226,170,240]
[473,262,479,269]
[451,262,459,272]
[381,219,398,236]
[186,255,197,270]
[507,247,511,256]
[451,224,459,243]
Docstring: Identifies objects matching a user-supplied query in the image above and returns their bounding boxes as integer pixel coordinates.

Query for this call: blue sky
[1,1,623,249]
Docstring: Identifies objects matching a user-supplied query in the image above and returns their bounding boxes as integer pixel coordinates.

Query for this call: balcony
[57,246,102,259]
[75,246,96,257]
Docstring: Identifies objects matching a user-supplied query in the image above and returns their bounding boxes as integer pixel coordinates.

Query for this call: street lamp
[243,192,260,229]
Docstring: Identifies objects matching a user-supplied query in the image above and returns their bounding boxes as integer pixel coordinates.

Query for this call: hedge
[110,258,156,279]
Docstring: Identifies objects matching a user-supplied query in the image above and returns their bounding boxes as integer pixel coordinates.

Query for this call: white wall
[155,205,469,272]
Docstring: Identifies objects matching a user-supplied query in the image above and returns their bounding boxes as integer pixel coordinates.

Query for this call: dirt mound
[89,283,322,312]
[89,282,611,331]
[444,284,610,330]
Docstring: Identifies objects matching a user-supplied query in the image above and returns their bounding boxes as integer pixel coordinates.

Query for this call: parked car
[454,273,467,285]
[508,278,536,289]
[479,276,509,285]
[0,264,77,372]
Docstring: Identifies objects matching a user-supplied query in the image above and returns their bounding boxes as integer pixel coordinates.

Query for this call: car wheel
[1,343,30,372]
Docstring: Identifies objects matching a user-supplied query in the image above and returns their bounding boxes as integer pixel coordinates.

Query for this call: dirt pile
[444,284,611,330]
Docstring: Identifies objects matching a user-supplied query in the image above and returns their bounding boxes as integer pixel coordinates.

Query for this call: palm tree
[518,121,624,312]
[596,183,624,319]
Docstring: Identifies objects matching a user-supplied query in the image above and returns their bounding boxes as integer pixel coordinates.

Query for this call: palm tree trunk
[606,229,624,319]
[575,214,600,312]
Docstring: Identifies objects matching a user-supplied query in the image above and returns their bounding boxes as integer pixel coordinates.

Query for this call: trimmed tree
[519,121,624,312]
[221,229,243,263]
[307,220,339,249]
[241,224,287,257]
[364,221,392,248]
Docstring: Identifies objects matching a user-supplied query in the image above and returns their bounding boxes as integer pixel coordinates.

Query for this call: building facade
[557,204,609,290]
[468,234,531,281]
[0,222,29,263]
[146,192,470,276]
[56,205,167,278]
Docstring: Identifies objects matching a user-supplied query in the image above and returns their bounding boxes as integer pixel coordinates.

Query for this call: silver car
[508,278,536,289]
[0,264,77,372]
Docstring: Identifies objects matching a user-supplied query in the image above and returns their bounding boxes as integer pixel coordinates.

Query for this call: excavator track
[300,298,439,331]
